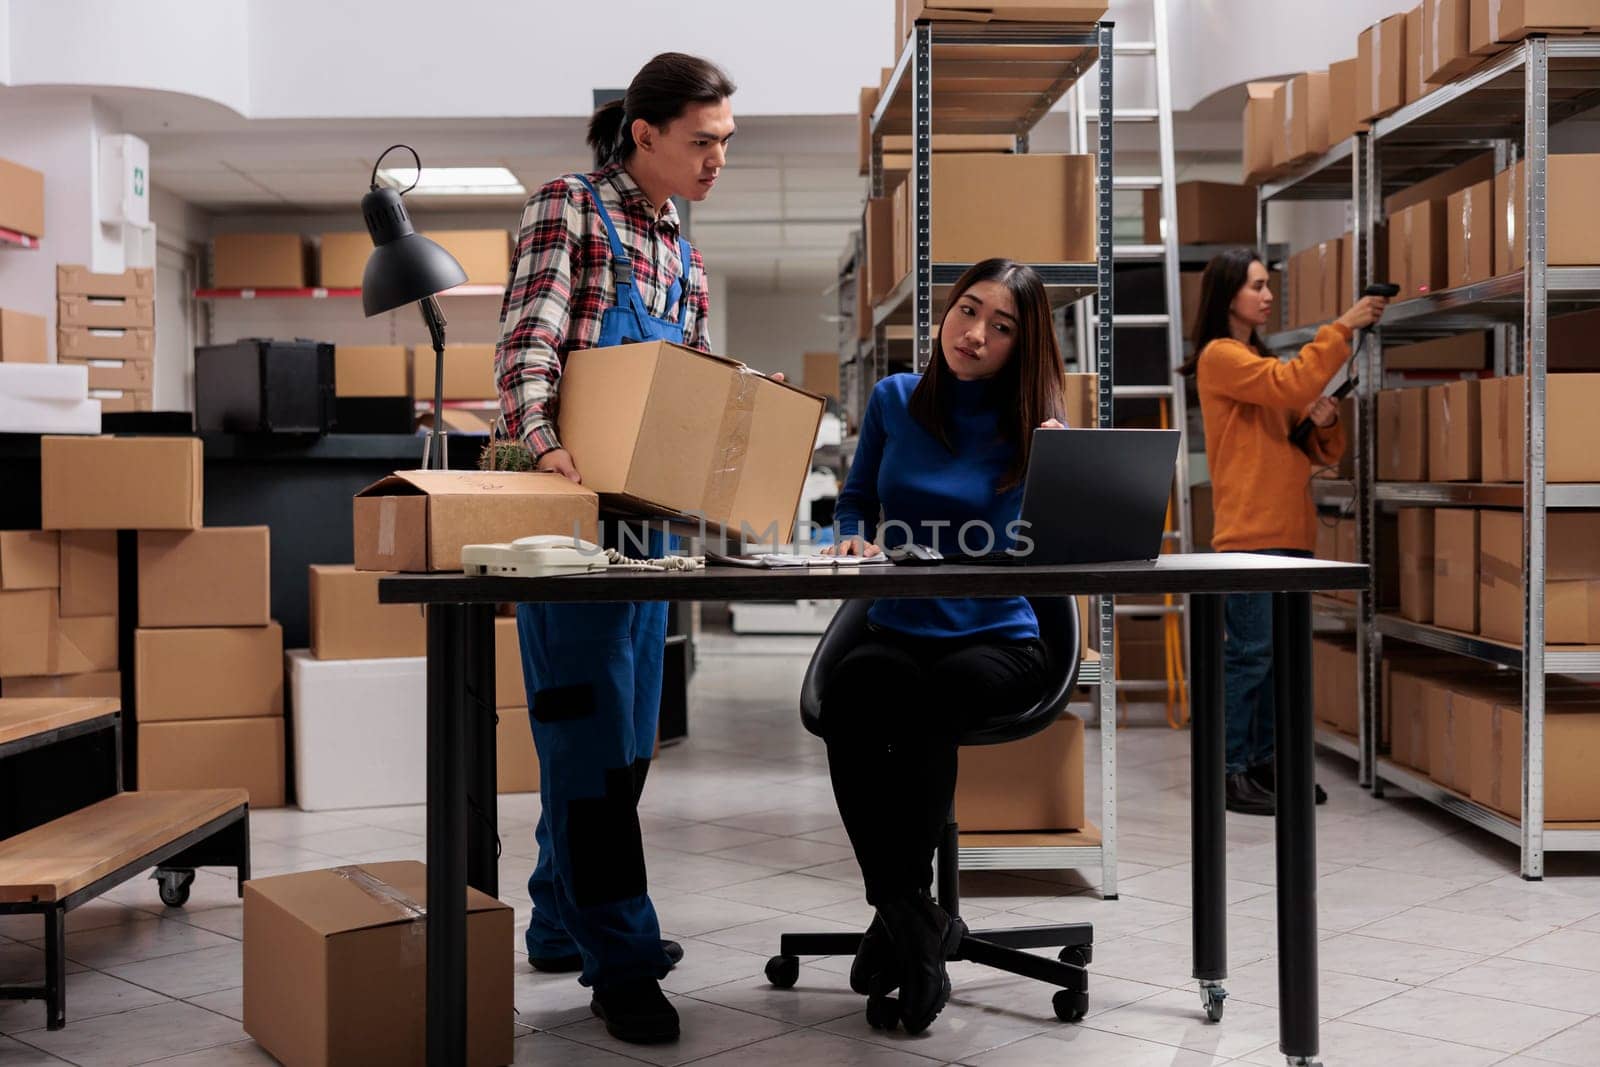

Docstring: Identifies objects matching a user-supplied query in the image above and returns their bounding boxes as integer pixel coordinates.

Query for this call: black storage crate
[195,339,334,434]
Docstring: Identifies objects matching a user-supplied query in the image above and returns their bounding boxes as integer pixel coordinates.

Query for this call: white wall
[724,281,837,383]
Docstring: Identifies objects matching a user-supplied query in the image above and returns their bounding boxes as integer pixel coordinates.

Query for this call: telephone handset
[511,534,604,555]
[462,535,610,578]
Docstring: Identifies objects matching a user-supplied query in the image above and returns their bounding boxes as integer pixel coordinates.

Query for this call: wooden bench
[0,700,251,1031]
[0,697,122,764]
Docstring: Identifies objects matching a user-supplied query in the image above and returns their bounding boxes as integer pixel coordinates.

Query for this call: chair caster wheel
[765,955,799,989]
[1200,982,1227,1023]
[1053,989,1088,1022]
[866,994,899,1030]
[154,868,194,908]
[1058,944,1093,967]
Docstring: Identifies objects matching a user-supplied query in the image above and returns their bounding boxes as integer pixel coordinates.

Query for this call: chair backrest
[799,597,1081,746]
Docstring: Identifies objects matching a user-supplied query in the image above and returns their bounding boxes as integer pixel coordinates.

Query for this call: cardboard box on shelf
[242,861,512,1067]
[857,86,879,176]
[1472,0,1597,53]
[1327,58,1362,144]
[1385,154,1494,217]
[137,717,284,807]
[56,327,155,361]
[1384,332,1489,370]
[1179,271,1203,339]
[418,230,509,288]
[137,527,270,629]
[1338,231,1355,313]
[309,565,426,660]
[803,352,840,400]
[1357,13,1407,122]
[864,196,896,304]
[1272,71,1331,168]
[1447,179,1494,288]
[928,154,1096,264]
[1389,199,1448,300]
[317,232,369,289]
[56,295,155,331]
[1479,509,1600,644]
[1471,701,1600,820]
[0,531,59,591]
[211,233,308,289]
[288,651,425,811]
[333,345,408,399]
[0,589,55,677]
[1314,636,1359,736]
[353,470,599,573]
[1404,5,1427,105]
[0,157,45,238]
[1425,0,1481,81]
[0,309,48,363]
[1141,181,1259,246]
[41,436,202,531]
[1398,508,1436,623]
[497,707,540,794]
[1425,678,1480,793]
[1427,379,1481,481]
[1433,508,1479,632]
[1243,81,1284,184]
[1062,372,1098,429]
[93,390,153,415]
[1496,155,1600,275]
[955,714,1084,831]
[58,531,117,618]
[53,614,116,675]
[56,265,154,299]
[1317,238,1342,328]
[1549,307,1600,369]
[1377,387,1429,481]
[57,357,152,392]
[134,624,284,721]
[899,1,1108,30]
[1481,372,1600,482]
[410,343,496,402]
[0,670,119,699]
[891,179,910,287]
[1387,666,1437,771]
[557,341,825,543]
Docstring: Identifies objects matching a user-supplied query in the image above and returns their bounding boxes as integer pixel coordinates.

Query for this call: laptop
[966,428,1181,566]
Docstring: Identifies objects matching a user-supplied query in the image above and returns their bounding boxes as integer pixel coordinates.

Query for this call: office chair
[765,596,1093,1025]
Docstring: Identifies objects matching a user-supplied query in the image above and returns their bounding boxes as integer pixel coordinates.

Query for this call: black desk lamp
[361,144,468,469]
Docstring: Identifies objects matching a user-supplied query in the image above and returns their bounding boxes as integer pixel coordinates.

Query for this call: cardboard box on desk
[242,861,512,1067]
[1427,379,1481,481]
[59,531,117,617]
[310,565,426,660]
[1242,81,1284,184]
[1,670,119,699]
[1479,510,1600,644]
[1481,373,1600,482]
[1496,155,1600,276]
[1472,0,1599,54]
[557,342,824,544]
[57,327,155,362]
[0,309,48,363]
[1357,13,1407,122]
[42,436,202,531]
[955,714,1084,832]
[417,230,509,288]
[138,718,284,807]
[1471,699,1600,820]
[57,265,154,299]
[1141,182,1258,247]
[57,295,155,331]
[0,531,59,591]
[0,157,44,238]
[212,234,308,289]
[1447,179,1495,288]
[1273,72,1330,169]
[1398,508,1436,623]
[1327,58,1363,145]
[137,527,270,628]
[135,624,284,721]
[288,651,425,811]
[353,471,599,573]
[1433,508,1479,632]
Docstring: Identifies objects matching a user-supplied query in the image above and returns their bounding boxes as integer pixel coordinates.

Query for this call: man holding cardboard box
[492,53,740,1045]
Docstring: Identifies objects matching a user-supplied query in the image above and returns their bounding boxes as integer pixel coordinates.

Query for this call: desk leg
[426,603,468,1067]
[1273,592,1320,1065]
[464,604,498,897]
[1189,593,1228,1021]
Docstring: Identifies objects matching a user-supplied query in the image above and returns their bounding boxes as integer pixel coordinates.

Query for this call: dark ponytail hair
[586,53,737,169]
[1178,246,1267,376]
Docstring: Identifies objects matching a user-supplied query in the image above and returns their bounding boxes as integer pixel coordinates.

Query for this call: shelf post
[912,21,933,373]
[1354,130,1379,793]
[1095,18,1118,900]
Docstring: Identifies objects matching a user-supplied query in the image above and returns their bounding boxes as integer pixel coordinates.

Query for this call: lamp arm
[420,295,449,469]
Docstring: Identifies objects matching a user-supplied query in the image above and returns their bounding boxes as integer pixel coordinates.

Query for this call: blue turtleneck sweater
[834,373,1038,642]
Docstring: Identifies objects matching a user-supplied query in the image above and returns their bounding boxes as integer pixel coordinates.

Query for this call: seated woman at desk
[821,258,1064,1034]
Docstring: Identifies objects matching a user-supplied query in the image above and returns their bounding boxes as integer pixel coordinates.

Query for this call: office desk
[382,554,1366,1067]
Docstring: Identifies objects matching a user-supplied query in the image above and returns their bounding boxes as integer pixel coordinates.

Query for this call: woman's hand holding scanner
[538,448,583,484]
[824,537,881,558]
[1337,294,1389,331]
[1304,396,1339,428]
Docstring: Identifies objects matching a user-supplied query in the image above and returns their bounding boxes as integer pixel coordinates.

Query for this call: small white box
[0,394,100,435]
[288,650,426,811]
[0,363,88,401]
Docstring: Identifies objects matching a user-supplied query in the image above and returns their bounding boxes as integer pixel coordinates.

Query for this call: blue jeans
[1224,549,1311,775]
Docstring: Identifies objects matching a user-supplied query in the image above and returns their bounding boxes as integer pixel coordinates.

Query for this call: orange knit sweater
[1196,322,1351,553]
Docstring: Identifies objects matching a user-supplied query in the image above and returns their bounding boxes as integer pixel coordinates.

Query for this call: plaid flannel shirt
[495,162,712,459]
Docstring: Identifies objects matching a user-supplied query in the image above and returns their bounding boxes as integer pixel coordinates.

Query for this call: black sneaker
[590,978,680,1044]
[1247,763,1328,805]
[530,939,683,974]
[1226,771,1275,816]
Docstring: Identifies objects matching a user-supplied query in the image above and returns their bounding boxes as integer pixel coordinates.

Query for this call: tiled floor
[5,632,1600,1065]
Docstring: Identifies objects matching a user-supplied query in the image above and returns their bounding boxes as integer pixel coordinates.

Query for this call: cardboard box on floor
[1141,181,1258,246]
[288,651,426,811]
[1447,179,1495,288]
[137,527,271,628]
[0,531,59,591]
[411,343,496,402]
[1426,0,1481,82]
[41,436,202,531]
[1358,13,1407,122]
[1,670,119,699]
[1314,636,1358,737]
[138,717,285,807]
[211,234,308,289]
[1377,387,1428,480]
[0,309,48,363]
[955,713,1084,832]
[0,589,55,676]
[309,565,426,660]
[1472,0,1599,54]
[1398,508,1436,622]
[1433,508,1479,632]
[243,860,512,1067]
[1496,155,1600,275]
[335,345,409,399]
[1427,379,1481,481]
[558,342,825,544]
[497,707,540,794]
[1471,699,1600,820]
[59,531,117,618]
[1243,81,1284,184]
[135,624,284,721]
[1479,510,1600,644]
[0,157,45,238]
[57,265,155,299]
[1480,373,1600,482]
[353,470,598,573]
[1385,332,1488,370]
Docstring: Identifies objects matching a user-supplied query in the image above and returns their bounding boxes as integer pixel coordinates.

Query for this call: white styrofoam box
[288,650,426,811]
[0,362,88,401]
[0,394,101,435]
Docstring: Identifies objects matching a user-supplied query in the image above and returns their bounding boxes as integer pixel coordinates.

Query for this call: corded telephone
[460,535,703,578]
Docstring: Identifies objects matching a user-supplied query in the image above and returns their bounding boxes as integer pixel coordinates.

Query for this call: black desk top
[379,553,1368,605]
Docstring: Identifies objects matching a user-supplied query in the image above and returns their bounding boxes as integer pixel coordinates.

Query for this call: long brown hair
[586,53,737,169]
[908,259,1064,492]
[1178,246,1266,376]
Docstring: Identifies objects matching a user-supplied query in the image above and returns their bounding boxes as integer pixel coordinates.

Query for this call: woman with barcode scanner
[1178,247,1388,816]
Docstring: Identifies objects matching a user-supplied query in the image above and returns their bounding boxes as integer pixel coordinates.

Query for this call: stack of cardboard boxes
[56,266,155,413]
[0,530,118,698]
[211,229,509,291]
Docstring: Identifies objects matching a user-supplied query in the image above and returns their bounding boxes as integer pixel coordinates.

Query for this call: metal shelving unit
[1349,37,1600,879]
[858,17,1120,893]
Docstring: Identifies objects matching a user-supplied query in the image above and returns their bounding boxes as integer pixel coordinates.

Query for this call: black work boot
[1247,762,1328,805]
[877,890,964,1035]
[849,911,898,996]
[530,939,684,974]
[589,978,680,1044]
[1226,771,1275,816]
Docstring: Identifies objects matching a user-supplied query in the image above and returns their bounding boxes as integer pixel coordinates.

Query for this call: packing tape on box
[377,496,398,558]
[1489,704,1508,810]
[1431,1,1441,72]
[1480,548,1520,590]
[1282,78,1297,154]
[701,366,761,532]
[1504,162,1520,268]
[1460,188,1474,287]
[1497,377,1517,478]
[1488,0,1503,41]
[1371,23,1382,112]
[332,865,427,960]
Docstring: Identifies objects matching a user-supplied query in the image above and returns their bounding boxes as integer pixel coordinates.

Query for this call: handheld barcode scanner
[1288,282,1401,449]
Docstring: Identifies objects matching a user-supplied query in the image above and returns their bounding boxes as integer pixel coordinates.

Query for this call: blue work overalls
[515,173,690,989]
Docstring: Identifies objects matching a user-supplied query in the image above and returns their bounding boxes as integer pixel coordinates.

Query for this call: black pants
[819,626,1049,907]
